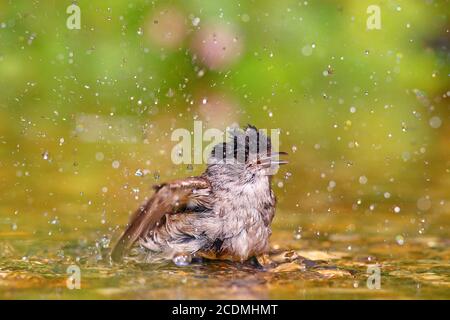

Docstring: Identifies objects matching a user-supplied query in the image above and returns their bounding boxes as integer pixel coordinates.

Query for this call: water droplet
[417,197,431,211]
[192,17,200,26]
[401,122,408,132]
[359,176,368,184]
[172,253,192,266]
[95,152,104,161]
[394,206,401,213]
[429,116,442,129]
[395,235,404,245]
[99,236,110,249]
[293,227,302,240]
[328,180,336,189]
[301,45,313,56]
[112,160,120,169]
[402,151,411,162]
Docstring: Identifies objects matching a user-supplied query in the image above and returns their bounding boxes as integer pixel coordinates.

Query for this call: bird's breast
[209,181,275,260]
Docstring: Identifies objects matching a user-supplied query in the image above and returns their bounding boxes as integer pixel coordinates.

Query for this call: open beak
[259,151,289,168]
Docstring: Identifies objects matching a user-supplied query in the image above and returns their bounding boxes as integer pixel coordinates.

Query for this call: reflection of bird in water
[111,125,288,264]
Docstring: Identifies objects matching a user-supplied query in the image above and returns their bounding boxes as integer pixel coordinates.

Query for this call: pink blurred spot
[198,92,239,129]
[192,24,243,70]
[145,7,187,49]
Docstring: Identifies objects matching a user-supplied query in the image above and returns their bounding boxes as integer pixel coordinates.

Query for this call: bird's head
[206,125,288,183]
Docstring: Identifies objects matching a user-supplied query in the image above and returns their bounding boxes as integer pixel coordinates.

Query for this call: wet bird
[111,125,288,263]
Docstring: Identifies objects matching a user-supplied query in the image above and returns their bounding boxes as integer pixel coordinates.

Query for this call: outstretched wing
[111,176,211,262]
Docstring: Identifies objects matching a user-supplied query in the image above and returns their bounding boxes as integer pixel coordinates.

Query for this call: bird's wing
[111,176,211,262]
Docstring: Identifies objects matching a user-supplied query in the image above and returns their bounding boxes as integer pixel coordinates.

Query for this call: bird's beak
[270,151,289,165]
[259,152,289,168]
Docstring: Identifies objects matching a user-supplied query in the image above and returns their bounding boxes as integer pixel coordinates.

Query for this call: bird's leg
[247,255,266,269]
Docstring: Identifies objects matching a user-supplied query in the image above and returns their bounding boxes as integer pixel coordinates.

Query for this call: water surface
[1,207,448,299]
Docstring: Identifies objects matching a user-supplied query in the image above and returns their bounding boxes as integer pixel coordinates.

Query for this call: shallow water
[1,208,448,300]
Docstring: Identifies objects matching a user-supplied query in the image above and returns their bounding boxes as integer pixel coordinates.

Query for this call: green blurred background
[0,0,449,255]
